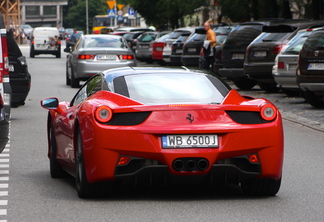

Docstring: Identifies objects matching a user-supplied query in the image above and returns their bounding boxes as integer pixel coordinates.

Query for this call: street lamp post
[86,0,89,34]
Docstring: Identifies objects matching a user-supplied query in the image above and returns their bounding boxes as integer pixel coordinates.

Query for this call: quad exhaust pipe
[173,158,209,172]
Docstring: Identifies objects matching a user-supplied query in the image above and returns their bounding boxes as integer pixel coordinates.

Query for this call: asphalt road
[2,43,323,221]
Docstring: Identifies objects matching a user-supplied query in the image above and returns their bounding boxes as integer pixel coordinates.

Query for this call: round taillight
[260,103,277,121]
[95,106,112,122]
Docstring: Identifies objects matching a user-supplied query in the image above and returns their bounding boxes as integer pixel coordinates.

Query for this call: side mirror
[64,47,71,53]
[40,97,58,109]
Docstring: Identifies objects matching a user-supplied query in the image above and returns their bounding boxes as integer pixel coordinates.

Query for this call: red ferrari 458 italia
[41,67,284,198]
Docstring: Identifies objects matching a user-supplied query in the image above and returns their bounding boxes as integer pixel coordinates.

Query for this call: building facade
[20,0,67,27]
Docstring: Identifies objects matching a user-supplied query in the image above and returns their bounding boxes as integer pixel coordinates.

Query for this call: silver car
[273,27,321,96]
[65,34,137,88]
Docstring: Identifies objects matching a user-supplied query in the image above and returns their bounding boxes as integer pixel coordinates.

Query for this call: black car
[219,21,283,90]
[297,29,324,107]
[244,21,324,92]
[122,31,144,52]
[170,33,190,65]
[7,31,31,107]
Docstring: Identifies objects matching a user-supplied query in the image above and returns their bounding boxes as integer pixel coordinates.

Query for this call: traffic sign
[128,7,135,19]
[106,1,116,9]
[108,9,116,17]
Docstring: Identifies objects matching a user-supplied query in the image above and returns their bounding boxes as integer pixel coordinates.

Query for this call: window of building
[26,6,40,18]
[43,6,57,16]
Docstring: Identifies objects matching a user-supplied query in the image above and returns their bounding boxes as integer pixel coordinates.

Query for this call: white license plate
[36,44,47,49]
[308,63,324,70]
[232,53,244,59]
[176,49,183,53]
[254,51,267,57]
[188,48,196,52]
[288,64,297,71]
[96,54,116,60]
[9,65,14,72]
[141,45,149,48]
[162,134,218,148]
[156,47,163,51]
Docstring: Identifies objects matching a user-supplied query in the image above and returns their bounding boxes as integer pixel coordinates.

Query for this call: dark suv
[244,21,322,92]
[7,31,31,107]
[297,29,324,107]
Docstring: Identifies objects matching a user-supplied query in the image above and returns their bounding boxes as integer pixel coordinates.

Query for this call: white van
[30,27,61,58]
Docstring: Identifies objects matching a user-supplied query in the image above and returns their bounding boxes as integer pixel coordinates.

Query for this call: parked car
[151,33,171,64]
[20,24,33,39]
[169,33,191,65]
[120,31,144,51]
[273,27,323,96]
[297,28,324,107]
[41,66,283,198]
[113,27,154,33]
[244,21,323,92]
[64,28,74,39]
[64,34,137,88]
[182,26,234,68]
[0,13,10,152]
[219,20,285,90]
[161,27,195,65]
[135,31,170,63]
[30,27,61,58]
[7,31,31,107]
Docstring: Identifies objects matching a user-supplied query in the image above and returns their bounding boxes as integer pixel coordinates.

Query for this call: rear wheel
[66,62,71,85]
[303,91,324,108]
[49,124,67,178]
[241,177,281,196]
[232,78,257,90]
[258,82,280,93]
[70,67,80,88]
[30,45,35,58]
[75,128,96,198]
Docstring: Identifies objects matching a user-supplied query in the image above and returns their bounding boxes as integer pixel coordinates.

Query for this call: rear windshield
[114,73,227,105]
[224,25,263,46]
[168,31,192,40]
[303,31,324,51]
[186,33,206,42]
[83,36,127,48]
[138,33,157,42]
[282,32,311,54]
[251,32,292,43]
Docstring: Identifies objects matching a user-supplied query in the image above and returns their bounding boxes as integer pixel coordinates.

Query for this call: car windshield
[138,33,157,42]
[120,73,225,105]
[303,31,324,51]
[83,36,127,48]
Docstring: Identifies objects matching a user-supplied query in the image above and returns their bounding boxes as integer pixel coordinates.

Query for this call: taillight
[77,55,95,60]
[1,35,9,79]
[118,55,134,60]
[278,61,285,69]
[260,103,277,121]
[272,44,285,54]
[95,105,113,123]
[93,30,100,34]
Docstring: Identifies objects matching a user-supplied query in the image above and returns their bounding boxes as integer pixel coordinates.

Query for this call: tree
[119,0,207,29]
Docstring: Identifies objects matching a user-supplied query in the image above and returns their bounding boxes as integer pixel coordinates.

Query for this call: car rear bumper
[297,75,324,92]
[181,55,199,66]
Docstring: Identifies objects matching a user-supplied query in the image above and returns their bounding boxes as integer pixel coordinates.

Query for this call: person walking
[202,22,216,70]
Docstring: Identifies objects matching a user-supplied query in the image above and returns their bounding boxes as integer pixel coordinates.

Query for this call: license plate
[141,45,149,48]
[96,54,116,60]
[162,134,218,148]
[308,63,324,70]
[9,65,14,72]
[176,49,183,54]
[36,44,47,49]
[232,53,244,59]
[156,47,163,51]
[188,48,196,52]
[288,64,297,71]
[254,51,267,57]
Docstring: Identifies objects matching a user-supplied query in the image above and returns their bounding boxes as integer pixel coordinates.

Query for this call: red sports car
[41,67,284,198]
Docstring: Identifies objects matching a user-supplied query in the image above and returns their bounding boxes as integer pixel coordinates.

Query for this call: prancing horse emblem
[186,113,194,123]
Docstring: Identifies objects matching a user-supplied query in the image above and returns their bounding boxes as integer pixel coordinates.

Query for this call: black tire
[66,62,71,85]
[70,67,80,88]
[56,51,61,58]
[30,45,35,58]
[75,128,96,198]
[258,82,280,93]
[49,124,67,178]
[232,78,257,90]
[241,177,281,196]
[303,91,324,108]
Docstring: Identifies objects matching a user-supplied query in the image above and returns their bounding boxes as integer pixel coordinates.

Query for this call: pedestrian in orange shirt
[203,22,216,70]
